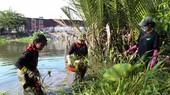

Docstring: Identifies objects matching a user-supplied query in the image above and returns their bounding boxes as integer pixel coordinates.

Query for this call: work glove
[74,60,80,64]
[21,66,36,78]
[75,60,82,66]
[66,55,72,66]
[34,68,40,76]
[26,69,36,78]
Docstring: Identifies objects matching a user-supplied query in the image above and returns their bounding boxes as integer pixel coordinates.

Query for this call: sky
[0,0,71,19]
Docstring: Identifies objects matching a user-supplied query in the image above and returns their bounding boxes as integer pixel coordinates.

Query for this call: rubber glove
[124,45,137,55]
[150,49,158,69]
[66,55,72,66]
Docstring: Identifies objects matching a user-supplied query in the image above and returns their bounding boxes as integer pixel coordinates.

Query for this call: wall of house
[24,17,84,33]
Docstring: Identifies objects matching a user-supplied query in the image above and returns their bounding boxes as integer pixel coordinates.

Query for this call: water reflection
[0,42,25,66]
[0,42,65,65]
[0,41,67,94]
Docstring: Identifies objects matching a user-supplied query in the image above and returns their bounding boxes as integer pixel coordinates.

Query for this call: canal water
[0,41,74,94]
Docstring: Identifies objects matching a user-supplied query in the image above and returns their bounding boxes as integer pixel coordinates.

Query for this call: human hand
[67,55,72,66]
[75,60,80,64]
[123,50,129,56]
[68,59,72,66]
[26,69,36,78]
[34,69,40,76]
[21,66,38,78]
[150,56,157,69]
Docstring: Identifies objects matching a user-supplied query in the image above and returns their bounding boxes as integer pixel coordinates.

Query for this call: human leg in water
[17,70,45,95]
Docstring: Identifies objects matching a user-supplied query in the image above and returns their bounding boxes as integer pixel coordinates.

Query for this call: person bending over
[15,34,47,95]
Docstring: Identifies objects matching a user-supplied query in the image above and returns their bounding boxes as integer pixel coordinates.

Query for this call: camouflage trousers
[17,69,45,95]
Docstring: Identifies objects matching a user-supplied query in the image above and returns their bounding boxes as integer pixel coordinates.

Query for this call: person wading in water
[15,34,47,95]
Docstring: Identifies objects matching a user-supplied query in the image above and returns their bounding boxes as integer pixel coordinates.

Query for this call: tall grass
[0,36,9,44]
[66,53,170,95]
[61,48,170,94]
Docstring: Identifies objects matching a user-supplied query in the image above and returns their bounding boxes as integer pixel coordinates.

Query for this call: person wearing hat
[15,34,47,95]
[124,17,159,69]
[66,33,88,79]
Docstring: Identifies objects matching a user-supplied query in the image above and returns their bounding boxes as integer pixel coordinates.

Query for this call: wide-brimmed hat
[139,17,155,27]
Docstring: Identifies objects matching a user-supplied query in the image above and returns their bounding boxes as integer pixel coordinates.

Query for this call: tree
[0,10,26,32]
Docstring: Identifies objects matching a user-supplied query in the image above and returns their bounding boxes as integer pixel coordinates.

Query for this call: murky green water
[0,41,71,94]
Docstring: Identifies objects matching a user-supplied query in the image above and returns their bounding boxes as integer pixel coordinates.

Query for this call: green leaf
[164,24,168,31]
[103,63,131,81]
[129,63,142,72]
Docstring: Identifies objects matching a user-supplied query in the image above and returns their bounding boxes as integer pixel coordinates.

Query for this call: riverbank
[0,36,10,44]
[0,31,77,47]
[1,31,170,95]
